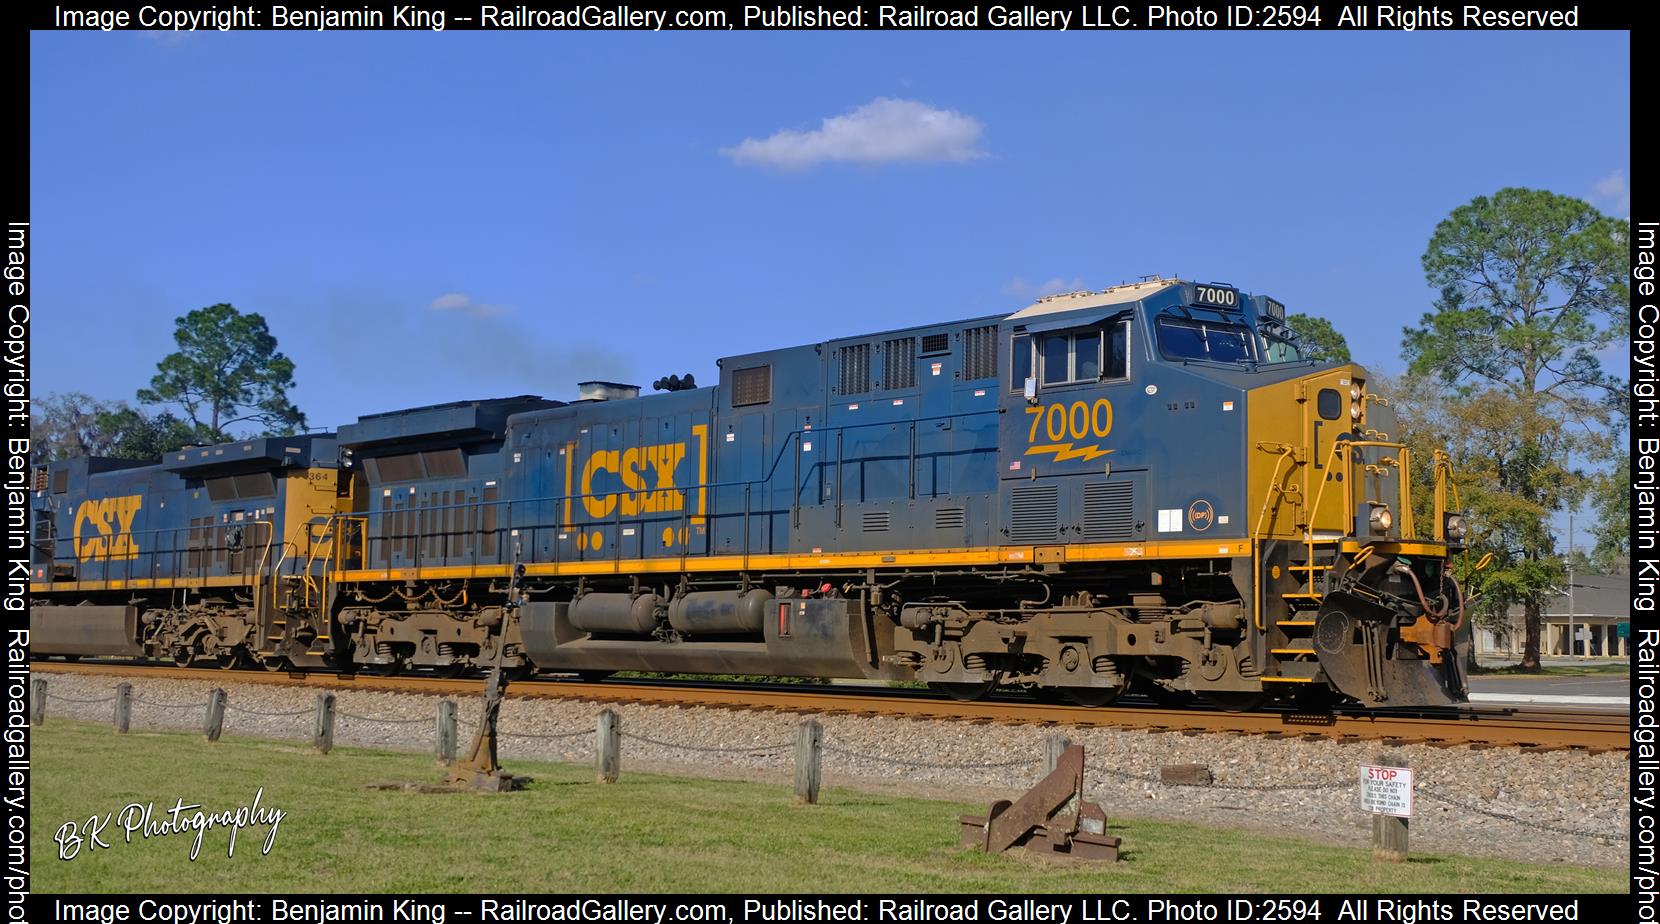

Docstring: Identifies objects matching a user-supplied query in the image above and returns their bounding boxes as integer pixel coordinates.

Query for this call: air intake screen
[837,343,871,395]
[921,333,950,355]
[962,325,997,380]
[883,337,916,389]
[732,365,772,406]
[1083,482,1136,541]
[862,511,891,532]
[1009,484,1059,543]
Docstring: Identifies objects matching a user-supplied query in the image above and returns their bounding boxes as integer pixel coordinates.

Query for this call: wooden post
[1044,733,1072,775]
[114,683,132,734]
[794,719,822,805]
[313,693,335,754]
[30,678,45,725]
[436,699,457,765]
[204,688,226,742]
[1370,752,1410,862]
[596,709,620,783]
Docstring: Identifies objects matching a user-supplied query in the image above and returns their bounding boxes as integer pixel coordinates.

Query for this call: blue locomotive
[31,278,1472,708]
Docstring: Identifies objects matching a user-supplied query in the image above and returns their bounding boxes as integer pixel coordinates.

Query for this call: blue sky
[31,29,1629,539]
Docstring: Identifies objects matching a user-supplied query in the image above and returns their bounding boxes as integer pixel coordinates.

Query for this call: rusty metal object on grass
[959,744,1119,860]
[443,660,529,792]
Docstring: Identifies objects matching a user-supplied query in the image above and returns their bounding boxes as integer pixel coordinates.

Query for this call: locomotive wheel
[1200,691,1269,712]
[261,656,289,672]
[172,648,195,668]
[930,680,997,702]
[504,663,536,682]
[216,652,243,671]
[577,670,615,683]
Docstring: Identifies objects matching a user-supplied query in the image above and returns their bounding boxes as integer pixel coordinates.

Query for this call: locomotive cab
[965,278,1468,708]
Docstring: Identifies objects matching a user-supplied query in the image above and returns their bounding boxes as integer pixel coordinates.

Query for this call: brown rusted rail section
[35,661,1629,751]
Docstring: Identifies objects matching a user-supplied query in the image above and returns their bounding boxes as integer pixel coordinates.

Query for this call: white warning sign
[1359,764,1414,817]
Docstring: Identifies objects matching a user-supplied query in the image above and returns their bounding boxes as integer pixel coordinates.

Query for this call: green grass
[31,721,1624,893]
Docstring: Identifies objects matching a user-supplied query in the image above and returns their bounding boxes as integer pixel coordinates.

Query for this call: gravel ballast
[33,670,1628,868]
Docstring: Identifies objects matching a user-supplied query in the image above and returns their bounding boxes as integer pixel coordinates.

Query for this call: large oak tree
[1403,188,1627,669]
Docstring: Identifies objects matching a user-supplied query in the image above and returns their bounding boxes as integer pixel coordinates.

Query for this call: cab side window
[1036,320,1131,387]
[1011,334,1032,391]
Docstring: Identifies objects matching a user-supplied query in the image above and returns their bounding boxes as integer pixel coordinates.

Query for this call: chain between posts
[31,681,1627,844]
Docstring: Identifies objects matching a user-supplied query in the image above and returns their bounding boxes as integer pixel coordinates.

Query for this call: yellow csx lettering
[73,495,143,562]
[580,443,687,518]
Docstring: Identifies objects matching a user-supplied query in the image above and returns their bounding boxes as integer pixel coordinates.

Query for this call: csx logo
[73,495,143,562]
[579,443,688,518]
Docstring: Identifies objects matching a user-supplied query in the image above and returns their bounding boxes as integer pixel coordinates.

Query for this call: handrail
[321,408,1005,575]
[1250,443,1298,632]
[43,517,275,589]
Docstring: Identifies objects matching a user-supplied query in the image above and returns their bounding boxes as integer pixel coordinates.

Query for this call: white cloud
[1592,170,1629,216]
[1001,276,1088,301]
[722,98,985,170]
[429,292,505,318]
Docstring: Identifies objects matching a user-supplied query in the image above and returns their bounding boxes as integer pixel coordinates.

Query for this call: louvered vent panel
[1083,482,1136,541]
[837,343,871,395]
[1009,485,1059,543]
[962,325,998,380]
[862,511,891,532]
[934,507,966,529]
[921,333,950,355]
[732,365,772,406]
[883,337,917,389]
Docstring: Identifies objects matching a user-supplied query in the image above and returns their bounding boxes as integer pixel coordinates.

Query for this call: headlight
[1369,505,1393,535]
[1350,383,1363,401]
[1350,403,1362,420]
[1445,513,1467,541]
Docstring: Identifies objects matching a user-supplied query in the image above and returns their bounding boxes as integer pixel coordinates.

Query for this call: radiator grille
[882,337,916,389]
[934,507,965,529]
[1009,485,1059,543]
[1083,482,1136,541]
[962,325,997,380]
[862,511,891,532]
[837,343,871,395]
[732,365,772,406]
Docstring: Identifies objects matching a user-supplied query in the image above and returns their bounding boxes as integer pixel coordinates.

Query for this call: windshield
[1261,331,1305,363]
[1156,318,1256,364]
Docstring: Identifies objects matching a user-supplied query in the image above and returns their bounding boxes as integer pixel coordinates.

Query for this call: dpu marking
[73,494,144,562]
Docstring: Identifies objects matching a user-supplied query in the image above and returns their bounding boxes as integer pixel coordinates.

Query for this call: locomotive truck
[29,278,1472,708]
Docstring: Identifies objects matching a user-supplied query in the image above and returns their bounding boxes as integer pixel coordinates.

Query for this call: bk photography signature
[54,788,287,861]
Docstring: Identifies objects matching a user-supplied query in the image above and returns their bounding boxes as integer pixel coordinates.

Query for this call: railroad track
[34,660,1630,752]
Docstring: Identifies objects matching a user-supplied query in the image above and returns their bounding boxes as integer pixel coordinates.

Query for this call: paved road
[1465,659,1629,705]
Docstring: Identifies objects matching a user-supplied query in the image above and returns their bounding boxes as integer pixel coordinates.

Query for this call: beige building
[1473,573,1631,658]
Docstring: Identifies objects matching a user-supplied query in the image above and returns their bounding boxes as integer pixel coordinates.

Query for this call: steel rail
[33,660,1629,751]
